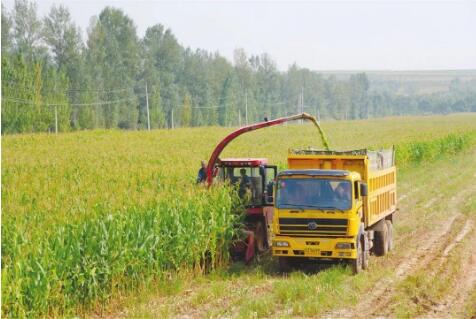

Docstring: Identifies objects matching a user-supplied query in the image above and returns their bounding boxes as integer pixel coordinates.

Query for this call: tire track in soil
[333,185,475,319]
[428,223,476,317]
[369,188,475,318]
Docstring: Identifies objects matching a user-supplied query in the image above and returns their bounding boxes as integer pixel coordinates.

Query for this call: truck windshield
[276,178,352,210]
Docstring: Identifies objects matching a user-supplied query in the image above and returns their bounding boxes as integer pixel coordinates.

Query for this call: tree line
[2,0,475,134]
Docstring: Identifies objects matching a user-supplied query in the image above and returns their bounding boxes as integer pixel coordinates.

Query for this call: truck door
[263,165,277,204]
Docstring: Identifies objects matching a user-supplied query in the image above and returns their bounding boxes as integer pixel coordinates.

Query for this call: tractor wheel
[386,220,394,251]
[254,221,267,253]
[373,222,388,256]
[350,236,363,275]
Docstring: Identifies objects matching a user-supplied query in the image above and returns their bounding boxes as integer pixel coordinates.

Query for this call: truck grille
[279,218,348,236]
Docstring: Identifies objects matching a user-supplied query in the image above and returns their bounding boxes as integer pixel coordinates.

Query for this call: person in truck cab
[334,182,351,206]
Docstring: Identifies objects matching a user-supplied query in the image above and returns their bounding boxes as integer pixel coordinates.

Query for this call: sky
[3,0,476,71]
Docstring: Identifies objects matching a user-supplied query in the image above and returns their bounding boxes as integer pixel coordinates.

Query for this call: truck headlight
[274,241,289,247]
[335,242,353,249]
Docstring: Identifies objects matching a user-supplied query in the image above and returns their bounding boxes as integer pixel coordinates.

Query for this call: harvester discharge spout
[206,112,330,185]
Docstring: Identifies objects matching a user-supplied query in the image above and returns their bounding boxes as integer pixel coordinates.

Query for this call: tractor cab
[217,158,276,207]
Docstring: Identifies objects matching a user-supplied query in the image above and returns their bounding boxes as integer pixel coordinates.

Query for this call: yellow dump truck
[271,148,397,273]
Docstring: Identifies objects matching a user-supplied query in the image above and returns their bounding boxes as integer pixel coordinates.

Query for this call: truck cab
[271,149,397,273]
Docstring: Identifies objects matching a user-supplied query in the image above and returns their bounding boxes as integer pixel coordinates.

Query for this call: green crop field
[2,113,476,318]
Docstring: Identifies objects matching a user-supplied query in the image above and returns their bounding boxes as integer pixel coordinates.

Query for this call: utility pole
[171,109,174,129]
[54,105,58,134]
[96,91,100,127]
[317,109,321,123]
[238,109,241,127]
[245,92,248,125]
[145,82,150,131]
[54,81,58,134]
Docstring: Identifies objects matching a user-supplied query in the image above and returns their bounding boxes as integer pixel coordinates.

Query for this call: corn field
[2,114,476,317]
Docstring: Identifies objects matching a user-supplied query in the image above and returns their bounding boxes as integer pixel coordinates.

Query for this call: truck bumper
[272,235,357,259]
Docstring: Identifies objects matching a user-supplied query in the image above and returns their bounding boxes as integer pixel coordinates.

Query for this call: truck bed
[288,148,397,228]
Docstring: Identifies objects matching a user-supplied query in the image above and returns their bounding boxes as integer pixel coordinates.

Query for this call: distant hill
[318,70,476,95]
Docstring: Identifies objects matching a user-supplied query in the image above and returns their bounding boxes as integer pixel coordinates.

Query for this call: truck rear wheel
[350,236,363,274]
[373,222,388,256]
[386,220,394,251]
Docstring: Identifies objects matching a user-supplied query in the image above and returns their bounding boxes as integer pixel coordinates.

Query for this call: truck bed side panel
[366,166,397,227]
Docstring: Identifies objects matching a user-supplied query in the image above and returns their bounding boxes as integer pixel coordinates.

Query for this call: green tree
[43,4,88,129]
[181,92,192,127]
[1,4,12,55]
[11,0,46,62]
[86,7,140,129]
[148,83,165,128]
[144,25,182,127]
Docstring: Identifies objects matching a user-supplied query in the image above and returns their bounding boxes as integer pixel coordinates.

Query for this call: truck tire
[278,257,291,272]
[373,222,388,256]
[386,220,394,251]
[350,236,363,274]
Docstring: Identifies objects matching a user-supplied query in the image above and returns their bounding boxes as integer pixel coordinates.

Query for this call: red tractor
[205,113,329,263]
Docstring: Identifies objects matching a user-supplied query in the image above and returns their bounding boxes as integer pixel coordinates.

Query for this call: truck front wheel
[350,236,364,274]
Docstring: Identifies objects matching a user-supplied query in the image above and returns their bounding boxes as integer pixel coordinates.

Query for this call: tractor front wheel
[254,221,267,253]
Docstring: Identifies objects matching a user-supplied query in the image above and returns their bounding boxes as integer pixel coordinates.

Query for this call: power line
[3,96,140,107]
[191,105,224,109]
[3,81,133,94]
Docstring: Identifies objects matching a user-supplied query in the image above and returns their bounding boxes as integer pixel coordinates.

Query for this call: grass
[2,113,476,317]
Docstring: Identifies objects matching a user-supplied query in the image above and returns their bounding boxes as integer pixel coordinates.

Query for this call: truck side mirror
[360,183,368,197]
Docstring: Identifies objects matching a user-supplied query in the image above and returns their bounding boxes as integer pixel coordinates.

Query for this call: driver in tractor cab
[238,168,251,198]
